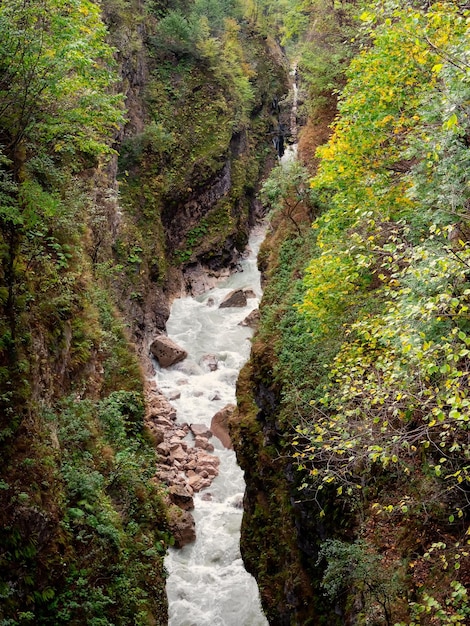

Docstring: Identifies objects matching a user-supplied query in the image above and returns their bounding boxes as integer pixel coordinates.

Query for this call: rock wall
[104,8,289,372]
[0,1,289,623]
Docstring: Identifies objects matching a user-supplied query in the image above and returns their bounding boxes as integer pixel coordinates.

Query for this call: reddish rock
[150,335,188,368]
[238,309,260,328]
[194,436,215,452]
[190,423,213,438]
[158,470,178,485]
[170,446,187,463]
[188,474,206,492]
[169,485,194,511]
[153,417,175,428]
[211,404,236,449]
[168,506,196,548]
[156,442,171,456]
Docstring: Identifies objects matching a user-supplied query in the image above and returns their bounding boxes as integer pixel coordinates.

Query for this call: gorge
[1,1,470,626]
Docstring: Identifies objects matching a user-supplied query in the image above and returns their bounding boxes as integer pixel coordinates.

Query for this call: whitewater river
[155,225,268,626]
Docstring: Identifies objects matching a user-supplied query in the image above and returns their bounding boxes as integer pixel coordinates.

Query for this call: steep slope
[233,1,470,625]
[0,0,287,623]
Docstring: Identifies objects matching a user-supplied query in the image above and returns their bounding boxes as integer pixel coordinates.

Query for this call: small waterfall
[159,225,268,626]
[281,63,299,163]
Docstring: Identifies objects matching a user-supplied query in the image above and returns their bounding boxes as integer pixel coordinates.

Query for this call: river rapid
[155,225,268,626]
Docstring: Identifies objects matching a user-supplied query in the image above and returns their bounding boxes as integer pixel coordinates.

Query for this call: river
[155,225,268,626]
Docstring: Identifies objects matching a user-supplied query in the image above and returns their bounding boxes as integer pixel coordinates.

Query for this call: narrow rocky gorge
[4,3,469,624]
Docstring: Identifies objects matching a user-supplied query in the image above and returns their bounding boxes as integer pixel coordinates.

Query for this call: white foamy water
[156,225,268,626]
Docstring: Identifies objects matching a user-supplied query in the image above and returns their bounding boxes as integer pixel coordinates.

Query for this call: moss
[233,362,322,625]
[0,2,289,623]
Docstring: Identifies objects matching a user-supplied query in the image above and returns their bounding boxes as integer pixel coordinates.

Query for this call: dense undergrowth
[234,1,470,624]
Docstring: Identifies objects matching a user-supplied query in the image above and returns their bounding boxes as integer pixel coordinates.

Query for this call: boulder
[239,309,260,328]
[167,506,196,548]
[188,474,211,492]
[196,452,220,475]
[190,423,213,438]
[150,335,188,368]
[200,354,218,372]
[219,289,247,308]
[157,469,178,485]
[210,404,236,449]
[156,442,171,457]
[169,439,188,451]
[169,445,187,463]
[194,436,215,452]
[186,459,197,471]
[145,390,177,421]
[168,485,194,511]
[152,416,175,429]
[244,289,257,299]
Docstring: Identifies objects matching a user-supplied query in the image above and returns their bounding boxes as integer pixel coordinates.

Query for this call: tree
[260,160,316,235]
[0,0,123,418]
[292,3,470,618]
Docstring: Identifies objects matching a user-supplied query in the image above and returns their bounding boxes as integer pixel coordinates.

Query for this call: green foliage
[260,160,317,235]
[255,0,363,114]
[0,0,123,169]
[0,2,172,623]
[401,580,470,626]
[152,10,203,57]
[297,0,363,113]
[278,0,470,620]
[93,287,143,394]
[0,0,124,420]
[0,392,170,625]
[318,539,403,625]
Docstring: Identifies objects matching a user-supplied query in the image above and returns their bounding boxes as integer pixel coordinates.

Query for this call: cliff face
[232,236,328,626]
[111,14,288,366]
[0,1,287,623]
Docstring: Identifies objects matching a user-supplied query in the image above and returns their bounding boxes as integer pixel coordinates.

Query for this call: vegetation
[235,1,470,624]
[10,0,470,623]
[0,0,287,622]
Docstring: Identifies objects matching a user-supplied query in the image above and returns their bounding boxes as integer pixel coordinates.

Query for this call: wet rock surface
[145,381,221,547]
[239,308,260,328]
[150,335,188,368]
[210,404,235,449]
[219,289,247,308]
